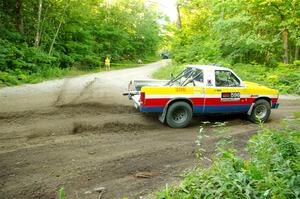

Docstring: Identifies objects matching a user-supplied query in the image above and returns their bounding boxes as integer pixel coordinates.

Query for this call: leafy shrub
[152,63,185,80]
[231,62,300,94]
[157,117,300,199]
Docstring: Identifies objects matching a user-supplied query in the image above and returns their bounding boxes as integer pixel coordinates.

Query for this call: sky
[109,0,178,22]
[150,0,178,21]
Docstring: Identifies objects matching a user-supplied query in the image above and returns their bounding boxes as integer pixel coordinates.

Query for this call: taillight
[139,92,145,104]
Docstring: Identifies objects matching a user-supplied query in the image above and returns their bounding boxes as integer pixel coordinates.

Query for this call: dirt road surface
[0,61,299,199]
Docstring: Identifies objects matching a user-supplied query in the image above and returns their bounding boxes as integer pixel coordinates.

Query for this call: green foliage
[152,62,300,94]
[0,0,164,86]
[157,117,300,199]
[231,62,300,94]
[159,0,300,95]
[152,63,185,80]
[170,0,300,65]
[58,186,65,199]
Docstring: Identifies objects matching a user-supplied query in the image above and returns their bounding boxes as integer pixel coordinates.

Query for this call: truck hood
[244,81,279,94]
[244,81,265,88]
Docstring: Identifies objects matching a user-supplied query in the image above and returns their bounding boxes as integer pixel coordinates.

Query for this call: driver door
[204,70,250,113]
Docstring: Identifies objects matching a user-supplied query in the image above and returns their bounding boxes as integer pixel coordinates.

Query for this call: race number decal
[176,87,187,92]
[221,92,240,101]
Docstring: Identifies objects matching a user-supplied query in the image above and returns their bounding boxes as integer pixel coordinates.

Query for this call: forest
[156,0,300,94]
[0,0,299,94]
[0,0,163,85]
[172,0,300,65]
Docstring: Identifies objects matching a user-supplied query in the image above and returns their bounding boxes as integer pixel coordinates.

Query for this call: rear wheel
[248,99,271,123]
[166,101,193,128]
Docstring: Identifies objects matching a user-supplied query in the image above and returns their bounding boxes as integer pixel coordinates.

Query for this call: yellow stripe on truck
[141,86,197,95]
[142,86,278,96]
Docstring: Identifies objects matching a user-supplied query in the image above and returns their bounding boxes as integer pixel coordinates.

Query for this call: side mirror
[240,81,245,87]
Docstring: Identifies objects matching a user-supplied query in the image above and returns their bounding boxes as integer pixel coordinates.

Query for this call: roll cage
[165,67,203,86]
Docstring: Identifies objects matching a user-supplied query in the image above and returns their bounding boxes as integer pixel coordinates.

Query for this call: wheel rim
[255,104,267,119]
[172,108,187,123]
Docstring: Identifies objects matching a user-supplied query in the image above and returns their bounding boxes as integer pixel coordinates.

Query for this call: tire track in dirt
[0,102,161,155]
[72,121,158,134]
[53,78,71,106]
[0,121,261,199]
[0,102,136,121]
[54,78,98,107]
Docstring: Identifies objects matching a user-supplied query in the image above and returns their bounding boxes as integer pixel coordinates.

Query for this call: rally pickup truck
[123,65,279,128]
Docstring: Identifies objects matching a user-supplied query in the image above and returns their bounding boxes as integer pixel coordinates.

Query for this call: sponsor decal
[207,79,213,86]
[221,92,240,102]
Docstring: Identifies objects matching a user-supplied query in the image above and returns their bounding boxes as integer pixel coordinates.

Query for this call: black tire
[248,99,271,123]
[166,101,193,128]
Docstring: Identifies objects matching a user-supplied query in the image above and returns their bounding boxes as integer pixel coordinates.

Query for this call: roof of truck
[186,64,229,71]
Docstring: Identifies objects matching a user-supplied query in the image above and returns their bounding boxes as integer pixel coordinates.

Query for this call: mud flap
[158,106,167,123]
[247,103,255,115]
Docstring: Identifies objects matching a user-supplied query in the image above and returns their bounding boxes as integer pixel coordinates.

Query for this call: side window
[183,68,192,78]
[183,68,203,82]
[215,70,240,87]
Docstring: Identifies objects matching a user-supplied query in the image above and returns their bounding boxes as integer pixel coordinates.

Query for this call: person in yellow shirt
[105,57,110,70]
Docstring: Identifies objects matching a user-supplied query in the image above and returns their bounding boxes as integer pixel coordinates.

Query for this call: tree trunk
[282,28,289,64]
[15,0,24,34]
[48,20,62,55]
[48,1,68,55]
[34,0,43,47]
[295,46,299,60]
[176,4,182,29]
[220,0,224,50]
[39,6,49,43]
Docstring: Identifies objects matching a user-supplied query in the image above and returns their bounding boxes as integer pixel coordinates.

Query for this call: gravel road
[0,60,170,113]
[0,60,299,199]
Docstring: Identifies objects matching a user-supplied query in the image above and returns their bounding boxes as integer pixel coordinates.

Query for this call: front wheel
[248,99,271,123]
[166,101,193,128]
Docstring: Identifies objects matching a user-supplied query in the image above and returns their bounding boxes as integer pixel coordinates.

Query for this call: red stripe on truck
[142,97,278,107]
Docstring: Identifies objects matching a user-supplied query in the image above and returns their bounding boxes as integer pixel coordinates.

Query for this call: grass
[0,56,161,87]
[152,62,184,80]
[152,61,300,95]
[58,187,65,199]
[157,114,300,199]
[64,56,161,77]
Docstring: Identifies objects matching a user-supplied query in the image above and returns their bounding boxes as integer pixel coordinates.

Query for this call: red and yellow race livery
[124,65,279,128]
